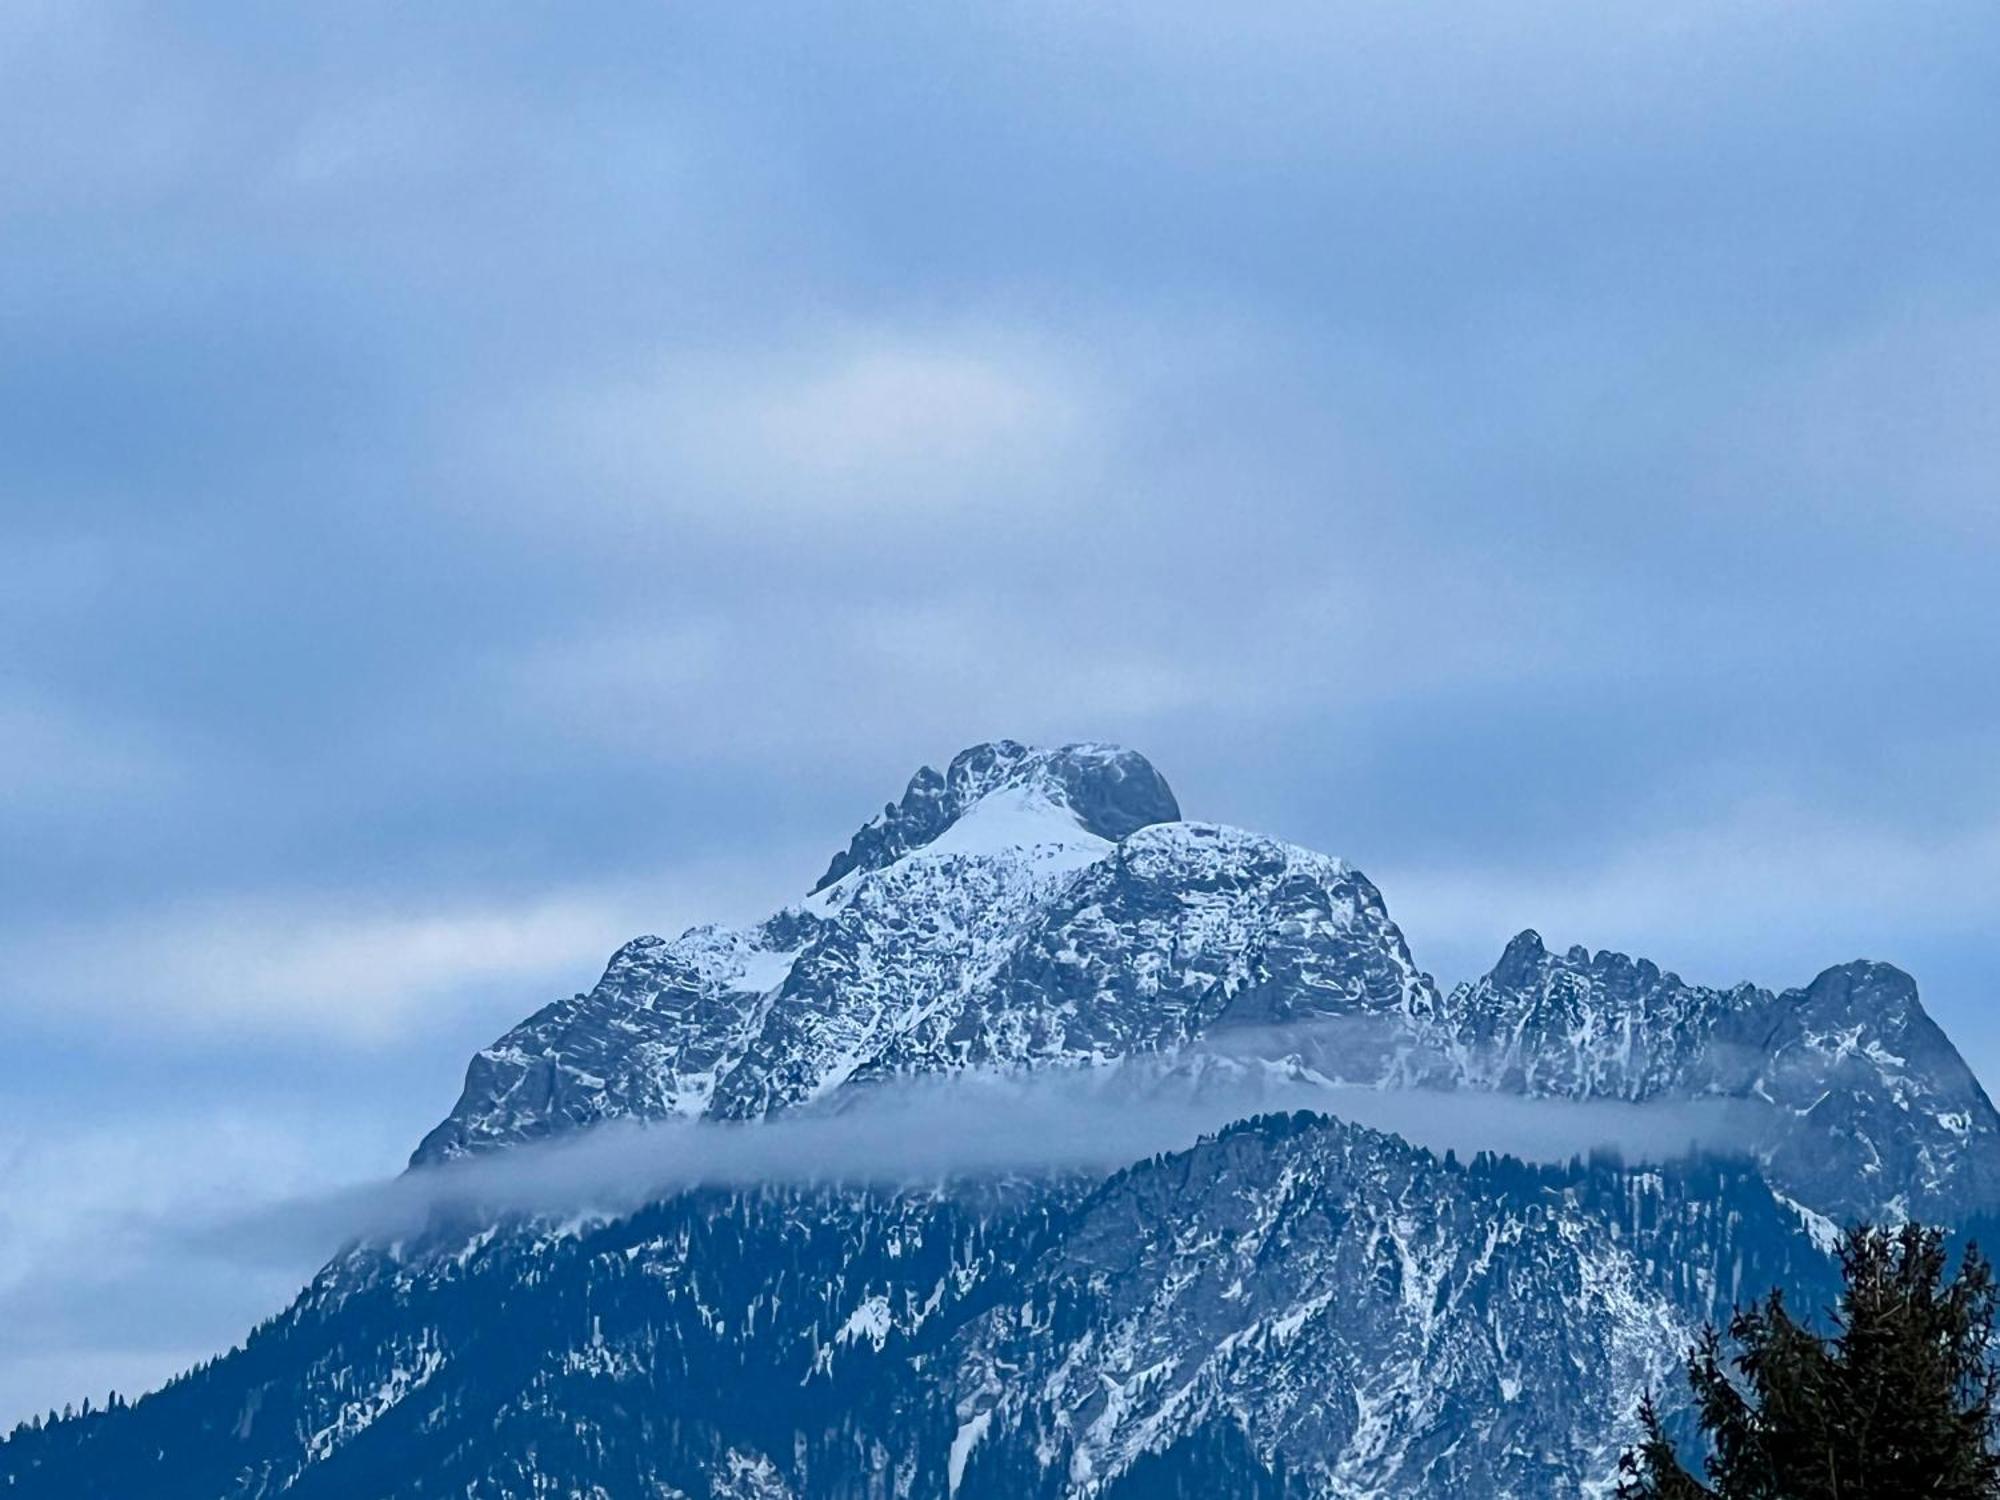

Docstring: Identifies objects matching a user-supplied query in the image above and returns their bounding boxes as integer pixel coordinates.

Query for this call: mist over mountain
[6,741,1993,1498]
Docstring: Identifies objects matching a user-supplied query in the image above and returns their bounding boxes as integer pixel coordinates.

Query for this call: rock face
[1426,931,2000,1224]
[5,740,1994,1499]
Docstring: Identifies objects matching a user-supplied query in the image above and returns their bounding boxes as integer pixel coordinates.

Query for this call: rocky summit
[6,741,1995,1499]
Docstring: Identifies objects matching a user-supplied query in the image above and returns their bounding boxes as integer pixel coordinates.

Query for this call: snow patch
[1774,1191,1842,1254]
[835,1294,893,1350]
[920,785,1111,865]
[948,1409,992,1495]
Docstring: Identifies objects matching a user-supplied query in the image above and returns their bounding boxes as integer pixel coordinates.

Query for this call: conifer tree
[1620,1223,2000,1498]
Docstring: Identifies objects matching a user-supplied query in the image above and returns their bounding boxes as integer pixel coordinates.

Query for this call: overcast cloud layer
[5,0,2000,1428]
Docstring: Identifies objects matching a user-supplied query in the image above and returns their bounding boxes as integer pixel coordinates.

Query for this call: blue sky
[5,0,2000,1425]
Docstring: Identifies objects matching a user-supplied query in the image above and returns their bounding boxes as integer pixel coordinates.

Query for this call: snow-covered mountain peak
[411,738,1999,1228]
[811,740,1180,893]
[25,744,2000,1500]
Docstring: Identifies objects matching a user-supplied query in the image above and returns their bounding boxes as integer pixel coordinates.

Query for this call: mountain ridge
[414,739,1997,1228]
[7,737,1994,1499]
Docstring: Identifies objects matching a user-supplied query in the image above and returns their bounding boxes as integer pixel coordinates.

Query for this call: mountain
[414,742,1429,1164]
[1429,930,2000,1225]
[3,740,1992,1499]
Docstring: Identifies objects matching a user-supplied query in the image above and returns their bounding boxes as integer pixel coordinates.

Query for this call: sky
[5,0,2000,1428]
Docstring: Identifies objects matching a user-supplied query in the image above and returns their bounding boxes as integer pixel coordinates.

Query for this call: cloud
[1715,301,2000,546]
[482,326,1107,533]
[0,857,803,1046]
[0,694,174,808]
[0,5,210,221]
[198,1059,1757,1268]
[491,600,1216,772]
[0,1102,406,1429]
